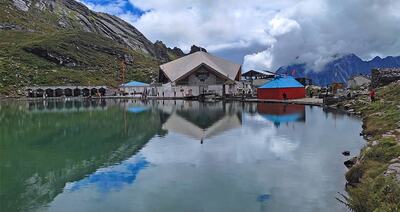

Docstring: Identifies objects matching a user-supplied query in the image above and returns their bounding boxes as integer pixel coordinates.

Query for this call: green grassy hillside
[0,30,160,95]
[0,0,181,96]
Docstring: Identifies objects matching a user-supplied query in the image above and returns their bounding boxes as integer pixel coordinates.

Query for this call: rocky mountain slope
[0,0,184,95]
[276,54,400,86]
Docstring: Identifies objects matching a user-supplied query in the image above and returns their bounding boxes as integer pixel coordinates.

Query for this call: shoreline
[331,82,400,211]
[1,96,324,106]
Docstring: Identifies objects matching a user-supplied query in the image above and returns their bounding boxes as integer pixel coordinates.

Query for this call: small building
[257,76,305,100]
[330,82,345,94]
[242,70,275,80]
[242,70,276,88]
[120,81,149,96]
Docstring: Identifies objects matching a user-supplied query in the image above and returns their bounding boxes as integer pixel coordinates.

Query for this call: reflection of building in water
[25,86,108,98]
[26,99,109,113]
[160,101,242,142]
[257,103,306,127]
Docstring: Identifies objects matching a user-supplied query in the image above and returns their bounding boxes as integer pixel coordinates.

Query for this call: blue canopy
[121,81,149,87]
[259,76,304,88]
[127,106,149,114]
[261,113,303,123]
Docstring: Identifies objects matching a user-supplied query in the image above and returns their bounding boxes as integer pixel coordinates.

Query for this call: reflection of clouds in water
[65,155,149,193]
[266,136,298,158]
[242,113,299,159]
[143,113,300,165]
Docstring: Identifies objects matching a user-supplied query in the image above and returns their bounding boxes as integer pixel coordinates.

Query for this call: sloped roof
[122,81,149,87]
[242,70,275,77]
[259,76,304,89]
[160,51,241,82]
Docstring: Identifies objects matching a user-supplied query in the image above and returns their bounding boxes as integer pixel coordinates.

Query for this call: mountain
[0,0,184,95]
[276,54,400,86]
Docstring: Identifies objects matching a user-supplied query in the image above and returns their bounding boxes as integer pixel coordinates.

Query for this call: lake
[0,99,365,212]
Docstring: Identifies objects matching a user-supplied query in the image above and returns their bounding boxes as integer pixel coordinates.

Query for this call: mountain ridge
[0,0,184,95]
[276,54,400,86]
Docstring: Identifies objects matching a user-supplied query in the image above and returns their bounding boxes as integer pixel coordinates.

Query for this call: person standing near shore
[370,89,376,102]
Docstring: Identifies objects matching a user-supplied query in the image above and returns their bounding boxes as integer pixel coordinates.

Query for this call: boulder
[13,0,31,12]
[344,157,358,168]
[342,151,350,156]
[189,45,207,54]
[371,68,400,88]
[384,163,400,181]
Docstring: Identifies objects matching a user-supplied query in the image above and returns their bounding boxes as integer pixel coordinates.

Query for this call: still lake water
[0,99,365,212]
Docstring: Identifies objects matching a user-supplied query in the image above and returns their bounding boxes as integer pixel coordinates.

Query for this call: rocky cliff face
[6,0,182,62]
[0,0,184,96]
[371,68,400,88]
[0,0,185,95]
[189,45,207,54]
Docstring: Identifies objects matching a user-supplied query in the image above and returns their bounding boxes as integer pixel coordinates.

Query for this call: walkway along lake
[0,99,365,212]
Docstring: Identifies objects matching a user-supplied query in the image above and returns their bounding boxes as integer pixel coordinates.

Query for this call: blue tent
[121,81,149,87]
[259,76,304,88]
[261,113,303,123]
[127,106,149,113]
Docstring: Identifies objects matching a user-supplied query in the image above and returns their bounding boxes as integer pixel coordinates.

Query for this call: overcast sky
[80,0,400,72]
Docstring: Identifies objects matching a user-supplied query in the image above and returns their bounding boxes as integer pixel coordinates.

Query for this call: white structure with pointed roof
[159,51,241,85]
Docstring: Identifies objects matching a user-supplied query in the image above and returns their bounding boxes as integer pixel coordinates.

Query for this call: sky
[79,0,400,72]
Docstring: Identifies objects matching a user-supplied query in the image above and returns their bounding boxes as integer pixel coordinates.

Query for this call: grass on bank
[339,82,400,211]
[0,30,159,96]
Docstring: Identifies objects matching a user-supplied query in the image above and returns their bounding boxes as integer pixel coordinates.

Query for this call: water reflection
[0,100,365,212]
[257,104,305,127]
[66,155,149,193]
[26,99,108,113]
[159,101,242,142]
[0,100,166,212]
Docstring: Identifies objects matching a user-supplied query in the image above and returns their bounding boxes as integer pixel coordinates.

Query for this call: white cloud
[81,0,400,72]
[243,50,273,71]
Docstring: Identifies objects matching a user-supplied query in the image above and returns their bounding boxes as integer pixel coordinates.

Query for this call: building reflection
[257,103,306,127]
[26,99,109,113]
[158,101,242,142]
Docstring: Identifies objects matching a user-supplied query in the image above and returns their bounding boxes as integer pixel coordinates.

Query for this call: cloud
[80,0,400,72]
[243,0,400,71]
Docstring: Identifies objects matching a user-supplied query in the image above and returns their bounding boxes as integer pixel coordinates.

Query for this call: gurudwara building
[158,51,242,98]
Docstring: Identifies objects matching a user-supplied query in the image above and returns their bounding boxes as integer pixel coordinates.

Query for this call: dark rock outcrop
[171,47,185,57]
[371,68,400,88]
[153,40,186,62]
[189,45,207,54]
[342,151,350,156]
[344,156,358,168]
[0,23,24,31]
[23,47,79,67]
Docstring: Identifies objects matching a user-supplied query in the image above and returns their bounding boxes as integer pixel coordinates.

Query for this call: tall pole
[120,60,126,95]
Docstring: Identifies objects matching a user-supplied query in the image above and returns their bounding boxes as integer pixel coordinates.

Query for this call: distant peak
[343,53,359,58]
[189,45,207,54]
[370,56,382,62]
